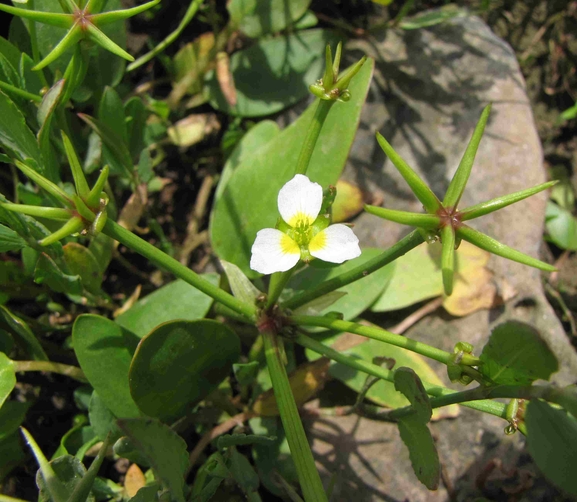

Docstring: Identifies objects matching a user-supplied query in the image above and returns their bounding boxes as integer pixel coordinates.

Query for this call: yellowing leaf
[124,463,146,497]
[252,358,331,416]
[167,114,220,148]
[332,180,364,222]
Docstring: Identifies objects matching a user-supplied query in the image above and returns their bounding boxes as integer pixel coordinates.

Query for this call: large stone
[303,11,577,501]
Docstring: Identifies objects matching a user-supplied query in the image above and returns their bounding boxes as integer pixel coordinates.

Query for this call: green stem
[282,230,424,310]
[267,269,294,309]
[296,333,507,419]
[103,219,256,320]
[13,360,87,383]
[0,81,42,102]
[291,316,480,366]
[262,331,327,502]
[294,100,335,176]
[127,0,203,72]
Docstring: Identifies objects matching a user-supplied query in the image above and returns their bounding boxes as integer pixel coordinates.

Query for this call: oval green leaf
[129,320,240,421]
[0,352,15,409]
[73,314,141,419]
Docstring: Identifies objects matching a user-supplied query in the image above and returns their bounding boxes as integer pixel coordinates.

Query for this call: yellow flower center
[280,233,300,255]
[288,212,314,228]
[308,230,326,252]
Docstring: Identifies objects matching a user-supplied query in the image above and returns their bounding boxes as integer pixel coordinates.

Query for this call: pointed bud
[39,217,84,246]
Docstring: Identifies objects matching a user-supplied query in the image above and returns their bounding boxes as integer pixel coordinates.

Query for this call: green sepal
[85,23,134,62]
[320,185,337,215]
[0,203,71,221]
[457,224,556,272]
[72,195,96,223]
[322,44,335,89]
[364,205,441,230]
[334,56,367,93]
[440,225,455,296]
[86,166,110,208]
[14,160,73,208]
[0,3,73,28]
[90,210,107,236]
[375,133,441,213]
[460,180,557,221]
[62,131,90,199]
[443,104,491,208]
[33,26,83,71]
[92,0,161,24]
[39,217,84,246]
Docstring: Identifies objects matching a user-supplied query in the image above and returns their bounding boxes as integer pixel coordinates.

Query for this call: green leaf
[443,104,491,208]
[0,89,42,166]
[526,399,577,497]
[397,415,440,490]
[88,391,123,442]
[0,304,48,360]
[210,59,373,277]
[394,367,432,423]
[21,427,69,502]
[217,433,276,449]
[73,314,141,418]
[117,418,188,502]
[205,29,338,117]
[228,0,311,38]
[124,96,148,160]
[233,361,260,387]
[63,243,103,295]
[479,321,559,385]
[220,260,262,305]
[399,5,466,30]
[34,252,83,296]
[376,132,441,214]
[0,352,15,409]
[113,435,151,467]
[0,401,29,441]
[115,276,218,338]
[0,223,27,252]
[214,120,280,201]
[68,434,110,502]
[228,448,260,496]
[36,78,65,181]
[99,86,128,146]
[36,454,95,502]
[128,485,160,502]
[286,248,394,323]
[545,201,577,250]
[129,320,240,421]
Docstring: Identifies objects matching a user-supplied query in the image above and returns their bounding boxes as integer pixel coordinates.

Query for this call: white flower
[250,174,361,275]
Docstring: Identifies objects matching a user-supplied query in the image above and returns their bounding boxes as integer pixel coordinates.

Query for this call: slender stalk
[267,269,294,309]
[263,331,328,502]
[294,100,334,175]
[103,219,256,320]
[291,316,480,366]
[282,230,424,310]
[0,81,43,102]
[127,0,203,72]
[296,333,507,419]
[13,360,87,383]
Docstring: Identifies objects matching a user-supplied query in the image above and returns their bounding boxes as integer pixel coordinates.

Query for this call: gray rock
[303,11,577,502]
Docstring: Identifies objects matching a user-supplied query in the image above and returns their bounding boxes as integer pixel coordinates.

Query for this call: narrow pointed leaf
[460,180,557,221]
[441,225,455,296]
[21,427,69,502]
[68,434,111,502]
[220,259,262,305]
[394,367,432,423]
[364,205,440,229]
[86,23,134,61]
[457,225,556,272]
[39,217,84,246]
[376,132,441,213]
[443,104,491,208]
[86,166,110,208]
[62,131,90,199]
[0,203,71,220]
[33,26,83,71]
[93,0,161,24]
[73,195,96,222]
[14,160,73,208]
[0,352,16,409]
[0,4,72,28]
[0,222,28,251]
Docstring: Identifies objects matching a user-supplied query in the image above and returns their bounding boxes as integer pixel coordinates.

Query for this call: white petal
[250,228,300,275]
[309,224,361,263]
[277,174,323,227]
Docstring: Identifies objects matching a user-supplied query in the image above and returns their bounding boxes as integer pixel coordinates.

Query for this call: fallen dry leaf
[167,114,220,148]
[124,463,146,497]
[216,51,237,107]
